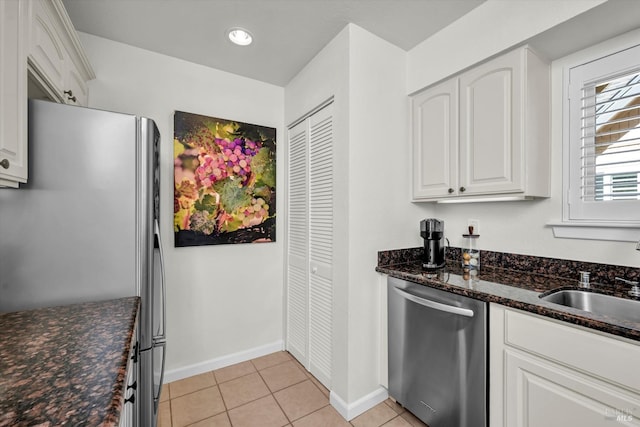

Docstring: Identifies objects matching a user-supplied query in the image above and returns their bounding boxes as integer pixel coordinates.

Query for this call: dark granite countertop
[0,297,140,427]
[377,248,640,342]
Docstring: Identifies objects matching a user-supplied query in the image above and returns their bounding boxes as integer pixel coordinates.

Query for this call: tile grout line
[254,363,293,426]
[217,382,230,418]
[168,352,389,427]
[282,354,332,424]
[276,353,340,426]
[219,354,300,425]
[214,364,258,386]
[253,354,333,426]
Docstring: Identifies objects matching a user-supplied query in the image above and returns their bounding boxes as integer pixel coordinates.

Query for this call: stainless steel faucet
[616,277,640,298]
[578,271,590,288]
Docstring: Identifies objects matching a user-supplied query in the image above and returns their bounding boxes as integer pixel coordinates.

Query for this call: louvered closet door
[286,120,309,365]
[307,104,333,388]
[286,102,333,390]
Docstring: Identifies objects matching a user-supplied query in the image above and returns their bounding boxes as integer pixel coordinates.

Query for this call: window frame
[567,44,640,221]
[553,37,640,242]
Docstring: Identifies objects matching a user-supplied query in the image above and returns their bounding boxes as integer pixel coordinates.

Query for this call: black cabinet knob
[64,90,77,103]
[447,188,454,194]
[459,187,466,192]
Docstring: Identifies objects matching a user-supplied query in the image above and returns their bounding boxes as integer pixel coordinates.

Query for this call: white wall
[407,0,606,94]
[284,25,351,402]
[406,2,640,268]
[78,33,285,374]
[346,25,428,402]
[285,24,432,415]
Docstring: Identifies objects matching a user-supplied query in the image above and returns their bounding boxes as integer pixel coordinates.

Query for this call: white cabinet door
[490,304,640,427]
[119,322,139,427]
[0,0,28,187]
[118,353,134,427]
[459,48,523,196]
[411,78,458,200]
[286,102,334,390]
[504,349,639,427]
[0,0,91,188]
[28,0,93,106]
[410,46,549,202]
[29,0,65,100]
[63,61,88,105]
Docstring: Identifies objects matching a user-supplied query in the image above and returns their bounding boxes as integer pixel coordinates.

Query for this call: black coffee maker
[421,218,445,269]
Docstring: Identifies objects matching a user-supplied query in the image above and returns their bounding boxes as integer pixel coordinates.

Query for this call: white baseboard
[163,340,284,384]
[330,386,389,421]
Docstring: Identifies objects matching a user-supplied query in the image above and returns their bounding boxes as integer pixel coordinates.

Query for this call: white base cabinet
[490,304,640,427]
[118,349,136,427]
[119,323,139,427]
[412,46,550,202]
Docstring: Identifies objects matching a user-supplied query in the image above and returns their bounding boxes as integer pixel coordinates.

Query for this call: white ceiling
[62,0,485,86]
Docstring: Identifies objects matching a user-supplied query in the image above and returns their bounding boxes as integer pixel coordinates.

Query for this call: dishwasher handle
[394,287,474,318]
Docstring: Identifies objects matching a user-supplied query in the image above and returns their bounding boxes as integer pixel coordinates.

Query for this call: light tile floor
[158,351,428,427]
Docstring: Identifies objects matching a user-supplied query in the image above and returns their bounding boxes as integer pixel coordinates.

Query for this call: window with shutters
[565,43,640,226]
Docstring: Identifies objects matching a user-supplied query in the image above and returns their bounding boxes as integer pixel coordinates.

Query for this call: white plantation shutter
[286,101,333,389]
[580,74,640,200]
[568,43,640,222]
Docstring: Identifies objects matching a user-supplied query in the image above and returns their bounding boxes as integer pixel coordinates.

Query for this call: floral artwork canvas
[173,111,276,246]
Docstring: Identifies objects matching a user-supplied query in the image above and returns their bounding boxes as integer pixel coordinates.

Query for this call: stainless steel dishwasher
[387,277,487,427]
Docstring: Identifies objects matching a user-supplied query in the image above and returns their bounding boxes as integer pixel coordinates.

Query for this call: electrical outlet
[467,219,479,235]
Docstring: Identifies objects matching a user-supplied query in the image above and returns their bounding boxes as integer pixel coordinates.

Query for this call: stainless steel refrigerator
[0,99,166,426]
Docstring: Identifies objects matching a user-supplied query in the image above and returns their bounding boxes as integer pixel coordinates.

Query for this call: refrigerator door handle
[153,218,166,340]
[153,340,166,410]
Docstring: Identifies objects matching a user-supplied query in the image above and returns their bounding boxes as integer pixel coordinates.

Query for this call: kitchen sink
[540,290,640,323]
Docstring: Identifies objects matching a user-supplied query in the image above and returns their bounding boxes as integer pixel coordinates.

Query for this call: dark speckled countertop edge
[376,250,640,343]
[0,297,141,427]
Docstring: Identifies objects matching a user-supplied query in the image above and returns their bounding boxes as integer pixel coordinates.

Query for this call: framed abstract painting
[173,111,276,246]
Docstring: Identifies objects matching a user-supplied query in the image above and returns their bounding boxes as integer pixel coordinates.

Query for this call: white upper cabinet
[412,78,458,199]
[459,49,524,196]
[0,0,93,188]
[411,46,550,202]
[28,0,93,106]
[29,0,65,98]
[0,0,28,187]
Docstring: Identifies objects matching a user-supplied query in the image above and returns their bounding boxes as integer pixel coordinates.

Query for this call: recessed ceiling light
[228,27,253,46]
